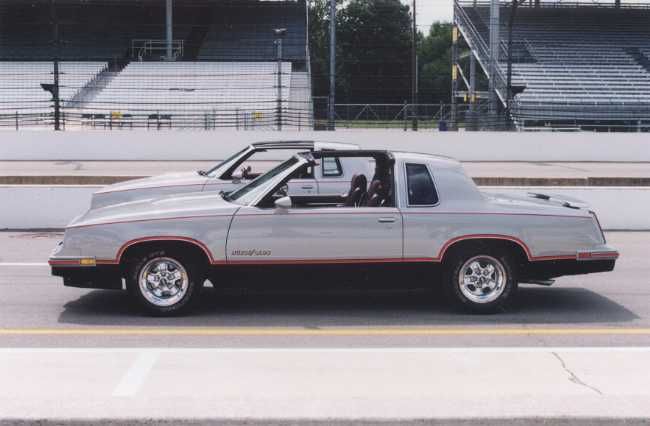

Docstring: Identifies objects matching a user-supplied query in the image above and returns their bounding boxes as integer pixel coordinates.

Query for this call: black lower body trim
[52,265,123,290]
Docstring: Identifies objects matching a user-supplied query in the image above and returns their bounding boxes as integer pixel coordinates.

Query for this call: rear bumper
[51,265,123,290]
[524,258,617,280]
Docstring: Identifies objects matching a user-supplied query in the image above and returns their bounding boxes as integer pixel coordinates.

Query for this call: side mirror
[274,196,292,209]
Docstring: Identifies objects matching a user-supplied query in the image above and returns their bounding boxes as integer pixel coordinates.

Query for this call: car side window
[406,163,438,206]
[321,157,343,177]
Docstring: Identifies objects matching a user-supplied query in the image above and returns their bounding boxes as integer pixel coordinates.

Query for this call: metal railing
[130,39,184,60]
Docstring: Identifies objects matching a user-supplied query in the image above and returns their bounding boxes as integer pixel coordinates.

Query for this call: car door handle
[301,185,314,190]
[378,217,396,223]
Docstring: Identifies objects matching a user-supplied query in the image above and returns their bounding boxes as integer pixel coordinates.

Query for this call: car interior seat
[365,179,387,207]
[344,174,367,207]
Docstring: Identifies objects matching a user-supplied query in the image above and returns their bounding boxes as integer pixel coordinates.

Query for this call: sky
[403,0,650,32]
[408,0,453,29]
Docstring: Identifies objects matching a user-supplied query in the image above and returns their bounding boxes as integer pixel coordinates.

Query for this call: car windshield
[203,147,250,176]
[225,156,301,205]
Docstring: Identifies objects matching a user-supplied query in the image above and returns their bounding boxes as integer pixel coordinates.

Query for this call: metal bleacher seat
[0,61,107,116]
[89,61,292,129]
[460,3,650,125]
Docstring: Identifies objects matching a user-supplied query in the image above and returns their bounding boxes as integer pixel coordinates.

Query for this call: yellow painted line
[0,327,650,336]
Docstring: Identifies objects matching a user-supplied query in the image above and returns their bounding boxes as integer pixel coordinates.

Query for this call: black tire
[126,249,204,316]
[443,245,518,314]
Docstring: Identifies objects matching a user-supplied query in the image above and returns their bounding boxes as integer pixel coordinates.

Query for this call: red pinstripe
[67,213,232,230]
[95,183,207,195]
[51,234,617,266]
[68,209,591,230]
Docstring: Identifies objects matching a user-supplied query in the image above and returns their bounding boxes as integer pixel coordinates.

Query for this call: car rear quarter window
[406,163,439,206]
[322,157,343,177]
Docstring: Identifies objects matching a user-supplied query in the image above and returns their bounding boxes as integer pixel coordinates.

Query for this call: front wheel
[444,248,517,314]
[127,250,203,316]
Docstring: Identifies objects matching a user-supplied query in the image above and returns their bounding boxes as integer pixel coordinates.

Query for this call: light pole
[506,0,526,128]
[328,0,336,130]
[274,28,287,131]
[411,0,418,131]
[166,0,173,61]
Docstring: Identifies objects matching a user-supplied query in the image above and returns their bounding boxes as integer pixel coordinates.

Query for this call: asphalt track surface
[1,231,650,423]
[0,231,648,347]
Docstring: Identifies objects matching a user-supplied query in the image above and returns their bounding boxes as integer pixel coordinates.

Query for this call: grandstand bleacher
[0,0,311,130]
[85,61,292,129]
[0,61,106,113]
[456,1,650,130]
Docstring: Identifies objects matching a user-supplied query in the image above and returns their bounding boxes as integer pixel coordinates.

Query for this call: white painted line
[112,350,159,398]
[1,347,650,354]
[0,262,49,267]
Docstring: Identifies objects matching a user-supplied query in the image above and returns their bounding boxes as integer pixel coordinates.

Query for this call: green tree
[308,0,334,100]
[309,1,455,106]
[309,0,412,104]
[418,22,453,104]
[337,0,412,103]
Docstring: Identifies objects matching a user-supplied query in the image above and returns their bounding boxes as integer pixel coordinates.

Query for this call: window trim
[320,156,344,178]
[404,162,440,208]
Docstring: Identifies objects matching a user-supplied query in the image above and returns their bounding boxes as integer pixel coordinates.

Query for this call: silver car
[50,150,618,315]
[90,140,366,209]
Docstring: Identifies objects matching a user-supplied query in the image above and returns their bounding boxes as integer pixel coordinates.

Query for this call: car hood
[69,191,238,229]
[95,171,207,194]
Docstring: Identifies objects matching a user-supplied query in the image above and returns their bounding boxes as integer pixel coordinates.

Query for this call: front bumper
[51,264,123,290]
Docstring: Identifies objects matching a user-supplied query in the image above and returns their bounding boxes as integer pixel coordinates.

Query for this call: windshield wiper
[219,190,231,201]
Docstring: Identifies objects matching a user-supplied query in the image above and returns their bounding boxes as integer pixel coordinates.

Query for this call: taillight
[589,210,606,244]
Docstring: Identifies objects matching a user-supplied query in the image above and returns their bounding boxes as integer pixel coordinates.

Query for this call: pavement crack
[551,351,603,395]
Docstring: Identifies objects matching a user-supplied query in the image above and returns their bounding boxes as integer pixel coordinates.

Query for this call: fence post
[15,111,18,131]
[53,60,61,131]
[403,101,408,131]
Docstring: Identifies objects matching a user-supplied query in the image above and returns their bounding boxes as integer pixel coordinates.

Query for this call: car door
[226,205,403,264]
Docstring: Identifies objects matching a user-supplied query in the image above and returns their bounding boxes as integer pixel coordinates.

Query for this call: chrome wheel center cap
[139,257,189,307]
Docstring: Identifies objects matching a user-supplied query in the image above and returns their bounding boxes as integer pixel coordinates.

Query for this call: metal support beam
[50,0,61,131]
[328,0,336,130]
[450,25,459,130]
[166,0,173,61]
[469,53,477,130]
[275,28,286,131]
[488,0,500,129]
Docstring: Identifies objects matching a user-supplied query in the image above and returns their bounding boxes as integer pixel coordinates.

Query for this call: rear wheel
[444,247,517,314]
[127,250,204,316]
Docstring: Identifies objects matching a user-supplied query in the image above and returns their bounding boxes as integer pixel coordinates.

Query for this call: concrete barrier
[1,185,647,230]
[2,130,650,162]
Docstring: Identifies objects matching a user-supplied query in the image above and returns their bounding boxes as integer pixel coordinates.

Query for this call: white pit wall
[1,185,648,230]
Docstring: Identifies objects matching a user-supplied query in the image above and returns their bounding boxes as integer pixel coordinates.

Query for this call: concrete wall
[2,130,650,161]
[1,185,647,230]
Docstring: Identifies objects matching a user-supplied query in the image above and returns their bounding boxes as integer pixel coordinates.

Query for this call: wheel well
[441,238,529,267]
[119,240,211,270]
